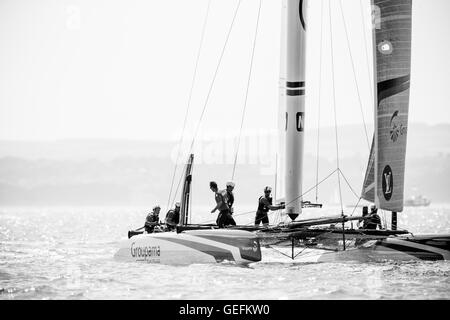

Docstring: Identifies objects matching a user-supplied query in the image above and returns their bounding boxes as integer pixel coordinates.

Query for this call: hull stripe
[196,235,261,262]
[377,242,445,261]
[159,237,235,263]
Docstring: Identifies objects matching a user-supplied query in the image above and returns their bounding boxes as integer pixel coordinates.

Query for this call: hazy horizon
[1,0,450,142]
[0,123,449,207]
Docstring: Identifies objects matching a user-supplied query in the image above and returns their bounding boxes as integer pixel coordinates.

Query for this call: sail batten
[365,0,412,212]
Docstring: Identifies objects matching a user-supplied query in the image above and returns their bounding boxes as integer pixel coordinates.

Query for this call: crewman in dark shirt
[363,205,383,230]
[165,202,181,231]
[225,181,236,226]
[226,181,235,213]
[255,186,284,227]
[145,205,161,233]
[210,181,233,228]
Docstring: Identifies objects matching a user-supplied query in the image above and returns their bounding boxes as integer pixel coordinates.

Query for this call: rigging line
[338,168,361,201]
[284,168,339,207]
[267,245,295,260]
[231,0,263,181]
[315,0,325,203]
[350,197,363,218]
[359,0,374,103]
[199,209,255,225]
[293,246,309,259]
[241,209,280,226]
[274,154,278,201]
[188,0,242,153]
[189,162,195,225]
[328,0,344,215]
[338,0,371,151]
[172,0,243,204]
[166,0,213,211]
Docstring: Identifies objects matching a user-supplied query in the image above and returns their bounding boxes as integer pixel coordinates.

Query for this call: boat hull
[114,229,261,265]
[317,234,450,262]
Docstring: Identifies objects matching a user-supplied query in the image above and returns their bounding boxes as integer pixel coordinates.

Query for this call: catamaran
[116,0,450,264]
[115,154,262,265]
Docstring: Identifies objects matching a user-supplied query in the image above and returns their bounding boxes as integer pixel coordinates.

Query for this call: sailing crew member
[363,205,383,230]
[255,186,284,227]
[358,206,369,229]
[226,181,235,213]
[144,205,161,233]
[210,181,233,228]
[165,202,181,231]
[225,181,237,226]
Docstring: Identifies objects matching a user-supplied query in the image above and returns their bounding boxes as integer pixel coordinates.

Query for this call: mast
[179,154,194,226]
[284,0,307,221]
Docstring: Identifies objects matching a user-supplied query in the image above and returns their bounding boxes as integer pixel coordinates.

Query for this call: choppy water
[1,205,449,300]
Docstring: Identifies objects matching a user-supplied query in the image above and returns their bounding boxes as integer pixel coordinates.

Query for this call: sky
[0,0,449,142]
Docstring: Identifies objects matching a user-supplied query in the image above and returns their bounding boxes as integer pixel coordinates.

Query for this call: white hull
[114,229,261,265]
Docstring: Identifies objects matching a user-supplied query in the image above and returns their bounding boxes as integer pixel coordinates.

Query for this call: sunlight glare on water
[0,205,449,299]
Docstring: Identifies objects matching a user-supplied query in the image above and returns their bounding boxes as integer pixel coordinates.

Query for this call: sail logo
[371,5,381,30]
[296,112,304,132]
[382,166,393,201]
[378,40,393,55]
[390,111,407,142]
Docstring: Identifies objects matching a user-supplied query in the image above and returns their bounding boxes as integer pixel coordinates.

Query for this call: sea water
[0,205,449,300]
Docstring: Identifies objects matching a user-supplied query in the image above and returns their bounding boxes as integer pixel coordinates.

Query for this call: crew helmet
[152,205,161,214]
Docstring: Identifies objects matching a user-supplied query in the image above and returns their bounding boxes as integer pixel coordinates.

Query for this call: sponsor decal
[299,0,306,30]
[390,111,407,142]
[130,242,161,259]
[241,240,259,252]
[382,165,393,201]
[296,112,304,132]
[378,40,393,55]
[253,240,258,252]
[285,112,288,132]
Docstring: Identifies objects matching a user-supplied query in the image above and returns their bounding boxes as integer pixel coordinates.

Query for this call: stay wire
[188,0,242,154]
[231,0,263,181]
[328,0,344,215]
[166,0,212,211]
[284,168,339,208]
[338,168,360,201]
[172,0,243,204]
[338,0,371,151]
[359,0,375,103]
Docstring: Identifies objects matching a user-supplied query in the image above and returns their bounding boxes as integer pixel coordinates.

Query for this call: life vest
[165,209,180,225]
[215,190,229,212]
[226,191,234,208]
[146,213,159,224]
[257,196,272,213]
